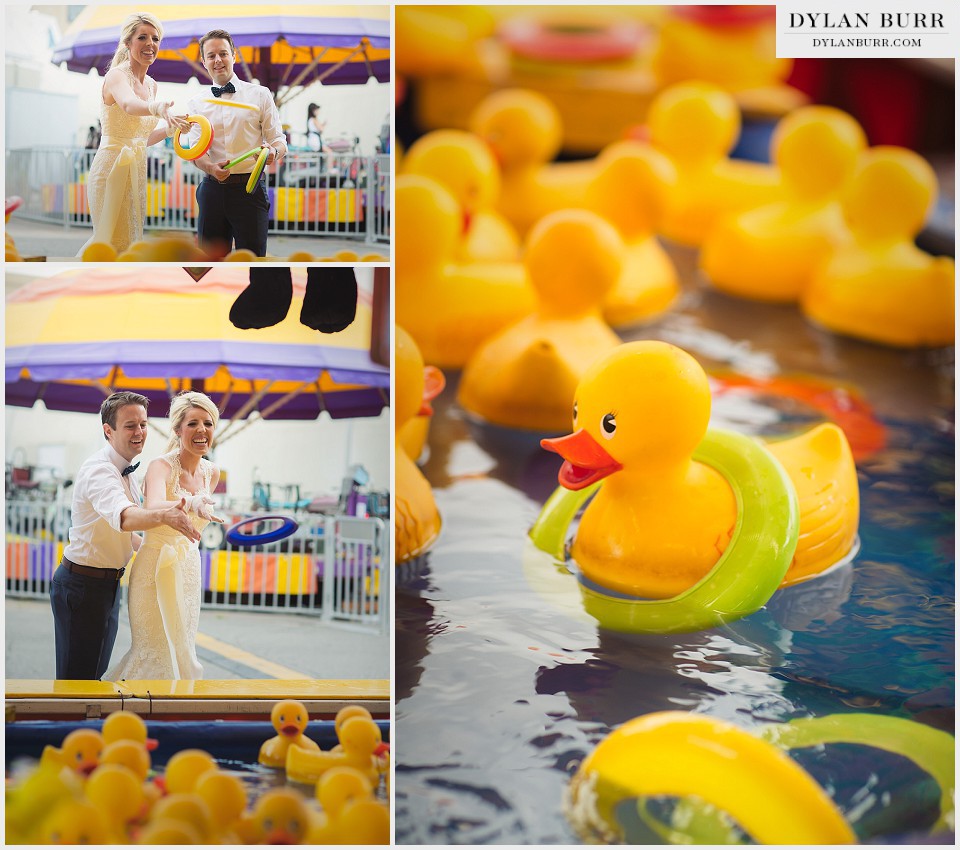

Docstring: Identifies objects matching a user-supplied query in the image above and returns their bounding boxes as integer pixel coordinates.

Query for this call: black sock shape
[301,267,358,333]
[229,267,294,329]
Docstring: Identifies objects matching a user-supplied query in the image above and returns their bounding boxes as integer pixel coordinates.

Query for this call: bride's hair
[166,391,220,453]
[109,12,165,70]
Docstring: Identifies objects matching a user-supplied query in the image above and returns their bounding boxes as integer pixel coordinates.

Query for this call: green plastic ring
[529,428,799,634]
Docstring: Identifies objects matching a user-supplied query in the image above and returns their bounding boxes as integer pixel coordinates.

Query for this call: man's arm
[260,88,287,164]
[120,499,201,542]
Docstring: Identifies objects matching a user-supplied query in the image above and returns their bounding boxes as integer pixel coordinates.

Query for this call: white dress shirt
[186,75,287,174]
[62,443,141,570]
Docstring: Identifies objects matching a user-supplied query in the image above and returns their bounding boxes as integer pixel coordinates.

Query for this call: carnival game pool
[394,248,954,844]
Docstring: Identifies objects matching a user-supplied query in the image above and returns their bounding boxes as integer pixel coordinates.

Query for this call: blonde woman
[79,12,190,256]
[107,392,224,681]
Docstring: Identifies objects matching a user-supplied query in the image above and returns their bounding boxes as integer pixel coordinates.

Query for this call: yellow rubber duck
[396,326,444,563]
[5,762,85,844]
[306,765,378,843]
[802,146,955,347]
[398,359,445,463]
[37,799,110,845]
[85,763,145,843]
[194,770,248,841]
[39,727,103,778]
[259,699,321,768]
[701,105,868,302]
[402,129,521,263]
[458,210,624,432]
[244,787,312,844]
[541,341,859,598]
[163,748,217,792]
[286,716,385,786]
[470,88,597,238]
[147,792,217,844]
[396,5,495,78]
[102,709,158,752]
[647,81,781,246]
[586,141,680,327]
[396,174,535,368]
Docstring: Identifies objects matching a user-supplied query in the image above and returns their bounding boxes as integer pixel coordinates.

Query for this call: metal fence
[5,500,387,633]
[5,146,390,246]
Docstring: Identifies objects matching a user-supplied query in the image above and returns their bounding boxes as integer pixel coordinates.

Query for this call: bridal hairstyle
[166,391,220,453]
[109,12,165,70]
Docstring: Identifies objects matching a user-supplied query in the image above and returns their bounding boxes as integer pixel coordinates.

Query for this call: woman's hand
[168,113,192,133]
[185,493,225,523]
[148,99,175,122]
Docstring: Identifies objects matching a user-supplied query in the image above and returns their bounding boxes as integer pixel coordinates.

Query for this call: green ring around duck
[528,428,799,634]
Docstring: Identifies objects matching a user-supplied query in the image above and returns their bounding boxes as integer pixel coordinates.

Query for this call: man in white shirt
[50,392,201,680]
[186,29,287,257]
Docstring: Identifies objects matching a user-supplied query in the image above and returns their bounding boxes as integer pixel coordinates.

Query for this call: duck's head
[402,129,501,228]
[85,763,145,826]
[772,106,866,201]
[195,770,248,831]
[648,81,740,165]
[252,788,311,845]
[61,728,104,777]
[163,748,217,794]
[526,209,625,317]
[271,699,310,739]
[334,704,374,737]
[102,709,159,751]
[842,146,936,242]
[396,175,461,272]
[338,715,382,756]
[315,765,374,818]
[470,88,562,170]
[542,341,712,488]
[149,793,215,843]
[100,739,151,781]
[38,800,109,845]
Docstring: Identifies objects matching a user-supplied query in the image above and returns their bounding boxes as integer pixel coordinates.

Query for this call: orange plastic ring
[174,114,214,161]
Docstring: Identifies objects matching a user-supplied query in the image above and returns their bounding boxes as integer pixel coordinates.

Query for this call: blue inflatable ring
[226,515,299,546]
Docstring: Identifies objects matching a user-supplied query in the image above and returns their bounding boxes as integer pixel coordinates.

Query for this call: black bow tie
[121,462,140,477]
[211,82,236,97]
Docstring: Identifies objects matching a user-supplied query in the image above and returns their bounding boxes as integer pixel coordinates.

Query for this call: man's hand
[263,144,277,165]
[162,497,201,542]
[169,113,192,133]
[209,160,231,182]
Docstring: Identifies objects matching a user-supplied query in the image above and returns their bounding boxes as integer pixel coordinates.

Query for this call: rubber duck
[101,709,159,752]
[541,341,859,599]
[585,141,680,327]
[701,105,868,302]
[194,770,248,840]
[136,818,203,844]
[396,325,443,563]
[163,748,217,793]
[245,787,312,845]
[37,799,110,845]
[396,5,495,77]
[85,763,145,843]
[802,146,955,347]
[100,739,151,782]
[259,699,321,768]
[328,798,391,845]
[147,793,217,844]
[306,765,377,844]
[458,210,624,432]
[286,716,384,786]
[39,727,103,777]
[5,762,85,844]
[647,81,781,246]
[396,174,535,368]
[398,361,446,463]
[470,88,596,238]
[402,129,521,263]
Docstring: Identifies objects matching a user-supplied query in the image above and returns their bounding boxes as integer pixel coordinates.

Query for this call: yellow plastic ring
[173,115,213,161]
[246,147,270,194]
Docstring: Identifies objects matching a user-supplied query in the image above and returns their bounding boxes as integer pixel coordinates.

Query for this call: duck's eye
[601,413,617,439]
[572,401,578,422]
[263,818,273,831]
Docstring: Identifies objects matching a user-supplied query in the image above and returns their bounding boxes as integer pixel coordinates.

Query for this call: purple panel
[200,550,211,591]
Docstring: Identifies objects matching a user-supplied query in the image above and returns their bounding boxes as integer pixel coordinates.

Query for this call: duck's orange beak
[419,366,446,416]
[145,737,159,751]
[541,430,622,490]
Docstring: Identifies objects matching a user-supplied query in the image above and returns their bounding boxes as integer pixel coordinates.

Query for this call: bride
[79,12,190,257]
[107,391,224,680]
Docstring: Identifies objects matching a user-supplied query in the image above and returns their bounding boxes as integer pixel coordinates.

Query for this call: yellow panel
[7,679,388,700]
[274,187,305,222]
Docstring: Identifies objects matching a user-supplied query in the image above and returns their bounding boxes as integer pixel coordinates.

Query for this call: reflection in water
[395,246,954,844]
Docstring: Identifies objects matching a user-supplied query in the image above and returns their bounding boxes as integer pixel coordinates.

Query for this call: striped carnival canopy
[51,4,389,105]
[5,266,389,445]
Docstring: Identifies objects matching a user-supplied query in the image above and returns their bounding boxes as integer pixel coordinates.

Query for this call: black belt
[207,173,261,185]
[61,557,125,581]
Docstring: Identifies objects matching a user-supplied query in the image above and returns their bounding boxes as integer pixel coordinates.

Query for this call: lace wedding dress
[79,66,159,256]
[106,452,211,680]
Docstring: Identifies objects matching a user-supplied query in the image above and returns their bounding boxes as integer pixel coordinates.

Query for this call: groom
[49,392,201,680]
[186,28,287,258]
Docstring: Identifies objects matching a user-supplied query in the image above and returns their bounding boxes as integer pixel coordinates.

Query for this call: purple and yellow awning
[5,267,390,430]
[51,4,390,95]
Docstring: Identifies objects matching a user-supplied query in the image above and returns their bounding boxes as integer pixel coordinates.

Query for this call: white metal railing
[5,147,390,245]
[5,500,387,633]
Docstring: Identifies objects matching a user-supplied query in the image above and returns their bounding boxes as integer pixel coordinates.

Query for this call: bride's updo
[109,12,165,70]
[166,391,219,453]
